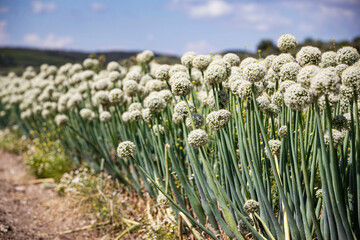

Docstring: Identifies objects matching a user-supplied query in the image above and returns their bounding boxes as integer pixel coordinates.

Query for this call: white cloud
[185,40,213,54]
[91,2,106,11]
[32,0,56,14]
[169,0,291,30]
[189,0,232,18]
[23,33,73,49]
[0,6,9,14]
[321,0,360,4]
[284,1,356,20]
[0,20,9,44]
[318,4,354,19]
[234,3,292,31]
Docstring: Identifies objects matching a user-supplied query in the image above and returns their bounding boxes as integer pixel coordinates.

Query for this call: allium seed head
[129,110,142,122]
[297,65,320,88]
[279,125,288,138]
[321,51,338,68]
[192,55,211,71]
[240,57,258,75]
[174,101,195,118]
[223,53,240,66]
[279,62,301,81]
[122,112,130,123]
[55,114,69,127]
[336,64,348,77]
[205,64,228,85]
[156,193,170,207]
[144,94,166,113]
[311,67,340,96]
[264,55,277,70]
[243,199,260,214]
[117,141,136,159]
[243,63,266,82]
[155,64,170,81]
[129,102,143,112]
[337,46,359,66]
[206,109,231,131]
[136,50,154,64]
[80,108,96,121]
[324,129,344,148]
[332,115,349,131]
[317,93,339,110]
[342,66,360,89]
[207,89,229,110]
[181,52,196,68]
[296,46,322,66]
[100,111,112,122]
[171,77,193,96]
[123,80,138,97]
[284,83,313,111]
[159,90,173,103]
[237,217,254,236]
[169,64,188,77]
[265,139,282,158]
[272,53,294,72]
[185,113,204,130]
[141,108,154,122]
[107,61,120,72]
[152,124,165,136]
[277,34,298,53]
[108,88,124,104]
[316,189,322,199]
[187,129,209,148]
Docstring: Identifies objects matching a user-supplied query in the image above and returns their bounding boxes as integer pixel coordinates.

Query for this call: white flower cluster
[223,53,240,66]
[55,114,69,127]
[152,124,165,136]
[144,94,166,113]
[206,109,232,131]
[243,63,266,82]
[243,199,260,214]
[265,139,282,158]
[174,101,195,118]
[207,89,229,110]
[187,129,209,148]
[311,67,340,96]
[100,111,112,122]
[279,62,300,81]
[181,52,196,68]
[117,141,136,159]
[171,77,193,96]
[271,53,294,72]
[277,34,298,53]
[324,129,344,148]
[297,65,320,88]
[321,51,337,68]
[136,50,154,64]
[284,83,313,111]
[186,113,204,130]
[296,46,322,66]
[278,125,288,138]
[336,47,359,65]
[341,66,360,90]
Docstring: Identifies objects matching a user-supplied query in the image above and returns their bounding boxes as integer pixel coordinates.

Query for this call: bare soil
[0,149,96,240]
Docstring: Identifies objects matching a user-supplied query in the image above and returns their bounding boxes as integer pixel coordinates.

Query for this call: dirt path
[0,149,96,240]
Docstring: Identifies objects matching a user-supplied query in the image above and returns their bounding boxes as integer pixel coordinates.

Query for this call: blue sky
[0,0,359,55]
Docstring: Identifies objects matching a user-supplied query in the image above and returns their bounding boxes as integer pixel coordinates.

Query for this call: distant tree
[257,40,280,56]
[257,40,275,52]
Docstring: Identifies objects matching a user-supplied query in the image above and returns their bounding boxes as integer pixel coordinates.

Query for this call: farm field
[0,33,360,240]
